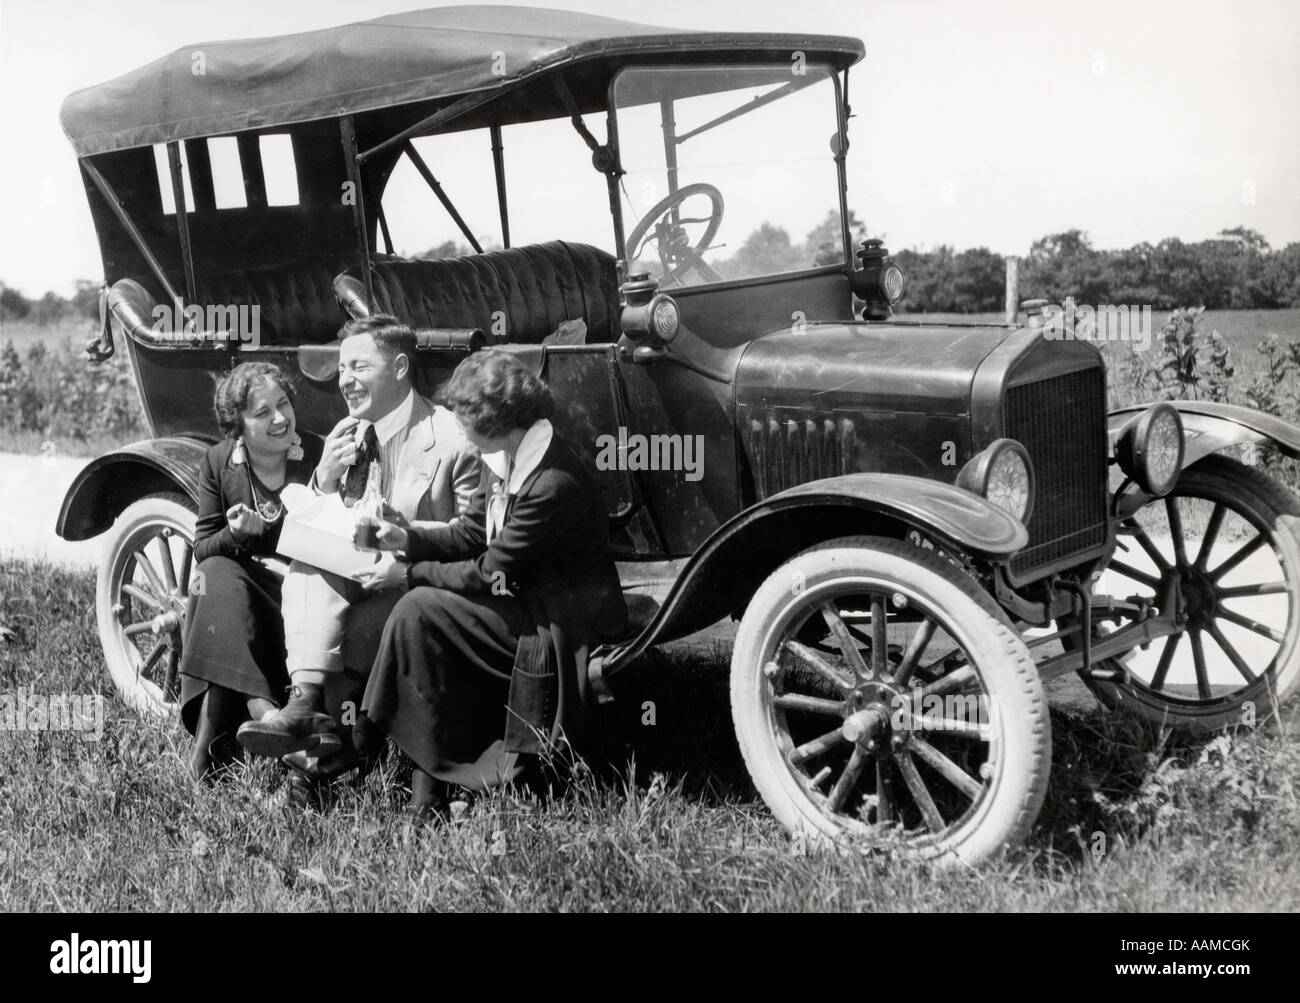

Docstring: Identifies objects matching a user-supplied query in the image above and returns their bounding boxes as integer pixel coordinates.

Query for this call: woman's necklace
[245,463,286,523]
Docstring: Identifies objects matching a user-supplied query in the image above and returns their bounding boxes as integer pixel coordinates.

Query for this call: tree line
[1,280,100,326]
[722,215,1300,312]
[893,227,1300,313]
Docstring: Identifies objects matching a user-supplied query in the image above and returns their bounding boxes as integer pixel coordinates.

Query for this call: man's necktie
[341,423,380,507]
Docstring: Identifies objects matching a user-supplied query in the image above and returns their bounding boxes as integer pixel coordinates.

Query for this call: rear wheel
[730,537,1050,865]
[94,492,197,716]
[1086,455,1300,733]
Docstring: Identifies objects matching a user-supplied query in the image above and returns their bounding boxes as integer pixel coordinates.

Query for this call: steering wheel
[624,182,725,286]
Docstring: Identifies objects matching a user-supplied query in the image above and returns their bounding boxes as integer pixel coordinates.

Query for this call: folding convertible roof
[60,4,864,157]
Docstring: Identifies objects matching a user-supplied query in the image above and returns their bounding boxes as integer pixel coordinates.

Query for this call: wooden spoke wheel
[94,492,197,716]
[1086,455,1300,733]
[730,536,1050,864]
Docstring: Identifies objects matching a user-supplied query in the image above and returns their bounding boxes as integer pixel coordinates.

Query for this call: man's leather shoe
[281,745,375,782]
[236,684,338,758]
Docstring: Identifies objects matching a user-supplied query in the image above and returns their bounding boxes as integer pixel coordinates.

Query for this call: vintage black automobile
[57,7,1300,863]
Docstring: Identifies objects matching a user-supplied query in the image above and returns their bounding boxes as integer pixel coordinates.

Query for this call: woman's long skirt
[362,586,526,789]
[178,555,290,735]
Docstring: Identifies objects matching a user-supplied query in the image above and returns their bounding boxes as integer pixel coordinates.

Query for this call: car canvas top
[59,5,863,157]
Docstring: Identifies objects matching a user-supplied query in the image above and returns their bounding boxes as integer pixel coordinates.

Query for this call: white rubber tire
[94,492,196,717]
[730,536,1051,866]
[1085,454,1300,734]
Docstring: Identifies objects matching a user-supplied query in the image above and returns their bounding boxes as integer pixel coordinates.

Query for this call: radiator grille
[1004,366,1109,577]
[740,365,1108,581]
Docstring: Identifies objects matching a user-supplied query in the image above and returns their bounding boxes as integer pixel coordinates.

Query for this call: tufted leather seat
[193,256,359,345]
[335,241,621,345]
[107,257,364,348]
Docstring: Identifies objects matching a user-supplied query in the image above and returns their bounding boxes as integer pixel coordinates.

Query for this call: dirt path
[0,450,99,569]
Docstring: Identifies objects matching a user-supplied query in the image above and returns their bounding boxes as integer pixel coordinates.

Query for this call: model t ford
[56,6,1300,863]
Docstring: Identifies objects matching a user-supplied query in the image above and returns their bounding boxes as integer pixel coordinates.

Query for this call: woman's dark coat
[392,432,628,761]
[178,433,323,733]
[191,435,323,563]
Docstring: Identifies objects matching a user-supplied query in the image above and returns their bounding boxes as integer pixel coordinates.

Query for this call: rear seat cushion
[337,241,621,344]
[193,256,355,345]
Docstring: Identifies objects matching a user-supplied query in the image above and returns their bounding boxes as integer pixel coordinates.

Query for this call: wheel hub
[147,611,182,635]
[841,681,904,751]
[841,705,888,747]
[1176,566,1218,626]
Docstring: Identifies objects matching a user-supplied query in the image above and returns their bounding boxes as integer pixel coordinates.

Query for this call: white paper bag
[275,483,388,581]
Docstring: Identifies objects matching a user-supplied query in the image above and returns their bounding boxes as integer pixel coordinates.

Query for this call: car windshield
[613,63,845,288]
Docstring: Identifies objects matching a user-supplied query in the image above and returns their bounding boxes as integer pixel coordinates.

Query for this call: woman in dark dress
[179,362,324,781]
[358,350,627,819]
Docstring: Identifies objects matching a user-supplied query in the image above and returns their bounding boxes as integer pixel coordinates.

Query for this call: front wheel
[730,537,1051,865]
[1086,454,1300,733]
[94,492,197,716]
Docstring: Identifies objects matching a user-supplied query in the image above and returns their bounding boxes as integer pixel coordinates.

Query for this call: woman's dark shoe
[402,799,449,828]
[446,786,476,818]
[405,768,449,826]
[236,684,338,758]
[513,753,561,804]
[190,685,244,782]
[352,711,386,759]
[188,744,215,784]
[189,730,243,784]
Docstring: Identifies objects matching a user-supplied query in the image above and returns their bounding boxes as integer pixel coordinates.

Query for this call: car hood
[734,322,1013,416]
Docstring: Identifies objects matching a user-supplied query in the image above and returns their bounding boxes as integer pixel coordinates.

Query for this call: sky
[1,0,1297,298]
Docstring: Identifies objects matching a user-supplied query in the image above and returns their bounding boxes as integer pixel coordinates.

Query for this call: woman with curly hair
[358,349,628,819]
[178,362,324,781]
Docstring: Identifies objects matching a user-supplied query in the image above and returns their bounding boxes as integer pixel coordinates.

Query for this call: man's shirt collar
[357,387,416,447]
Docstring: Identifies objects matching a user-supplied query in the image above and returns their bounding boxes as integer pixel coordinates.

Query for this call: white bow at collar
[483,419,553,543]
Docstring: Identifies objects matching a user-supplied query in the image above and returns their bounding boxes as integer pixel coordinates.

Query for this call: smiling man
[236,315,479,763]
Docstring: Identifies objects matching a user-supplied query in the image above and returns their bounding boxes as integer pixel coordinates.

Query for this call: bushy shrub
[0,335,147,447]
[1102,307,1300,490]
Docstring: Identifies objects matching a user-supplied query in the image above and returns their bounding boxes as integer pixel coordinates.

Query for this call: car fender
[56,436,214,542]
[1109,401,1300,470]
[591,473,1026,687]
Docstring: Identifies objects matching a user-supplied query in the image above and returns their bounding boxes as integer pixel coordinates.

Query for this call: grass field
[5,311,1300,911]
[0,319,97,352]
[2,559,1298,911]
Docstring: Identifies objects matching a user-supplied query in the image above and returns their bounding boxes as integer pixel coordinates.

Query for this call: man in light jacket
[237,314,479,758]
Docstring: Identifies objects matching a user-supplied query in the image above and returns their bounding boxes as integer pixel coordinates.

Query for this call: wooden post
[1004,256,1020,325]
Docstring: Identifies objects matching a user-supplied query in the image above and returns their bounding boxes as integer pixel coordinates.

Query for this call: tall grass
[2,559,1297,911]
[0,330,147,456]
[1099,307,1300,491]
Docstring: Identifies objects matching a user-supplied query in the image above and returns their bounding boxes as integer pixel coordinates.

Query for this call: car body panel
[1110,400,1300,466]
[56,436,212,541]
[596,471,1027,667]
